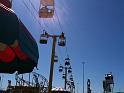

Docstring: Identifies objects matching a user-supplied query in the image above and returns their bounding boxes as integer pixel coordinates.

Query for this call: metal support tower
[59,58,73,90]
[40,32,66,93]
[103,73,114,93]
[87,79,91,93]
[48,36,56,93]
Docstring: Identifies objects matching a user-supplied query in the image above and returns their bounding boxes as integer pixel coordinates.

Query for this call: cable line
[22,0,46,32]
[54,9,63,32]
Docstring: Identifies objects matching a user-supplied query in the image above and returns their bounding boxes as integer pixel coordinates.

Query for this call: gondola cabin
[54,55,58,62]
[58,32,66,46]
[40,31,48,44]
[39,0,54,18]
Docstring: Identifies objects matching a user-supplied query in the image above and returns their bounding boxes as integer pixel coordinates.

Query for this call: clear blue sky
[1,0,124,93]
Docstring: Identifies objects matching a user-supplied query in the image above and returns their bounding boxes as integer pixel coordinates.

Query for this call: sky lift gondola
[69,75,73,81]
[54,55,58,62]
[68,66,72,73]
[58,32,66,47]
[68,69,72,73]
[40,31,48,44]
[40,32,66,47]
[59,65,63,72]
[65,57,70,66]
[59,68,62,72]
[0,3,39,74]
[62,74,65,79]
[39,0,54,18]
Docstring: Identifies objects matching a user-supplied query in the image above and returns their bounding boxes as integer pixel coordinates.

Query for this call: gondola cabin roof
[39,0,54,18]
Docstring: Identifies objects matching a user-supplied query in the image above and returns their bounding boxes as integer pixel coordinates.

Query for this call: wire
[22,0,46,32]
[49,11,65,64]
[28,0,48,31]
[43,18,48,29]
[65,46,69,58]
[28,0,37,13]
[54,9,63,32]
[55,6,72,67]
[23,0,71,72]
[52,15,60,34]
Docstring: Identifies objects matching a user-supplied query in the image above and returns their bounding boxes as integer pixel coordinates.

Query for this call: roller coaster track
[15,72,48,93]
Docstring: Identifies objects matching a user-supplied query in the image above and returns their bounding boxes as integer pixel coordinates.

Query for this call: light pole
[82,62,85,93]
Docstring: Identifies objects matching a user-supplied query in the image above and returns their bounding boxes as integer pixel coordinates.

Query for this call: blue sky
[1,0,124,93]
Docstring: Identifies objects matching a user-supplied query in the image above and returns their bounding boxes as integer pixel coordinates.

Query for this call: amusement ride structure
[0,0,75,93]
[103,73,114,93]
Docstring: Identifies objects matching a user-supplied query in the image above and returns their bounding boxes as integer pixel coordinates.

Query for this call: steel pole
[48,36,56,93]
[65,67,67,90]
[82,62,85,93]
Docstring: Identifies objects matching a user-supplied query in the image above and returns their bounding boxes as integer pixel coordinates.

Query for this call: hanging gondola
[58,32,66,46]
[0,3,39,74]
[65,57,70,66]
[39,0,54,18]
[59,65,63,72]
[69,75,73,81]
[54,54,58,62]
[40,31,48,44]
